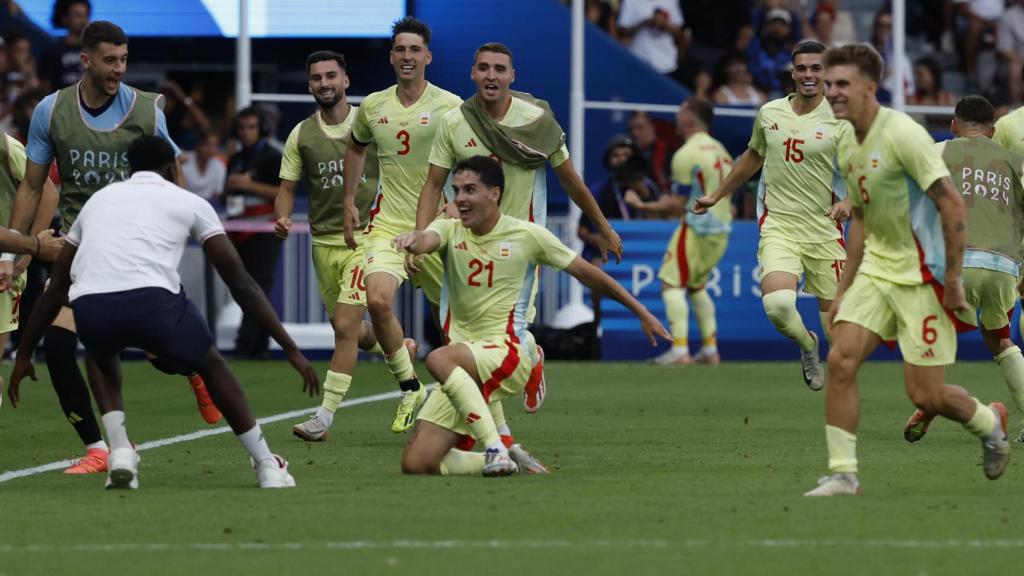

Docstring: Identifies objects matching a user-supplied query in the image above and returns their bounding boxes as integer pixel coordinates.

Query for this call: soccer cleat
[509,443,549,474]
[693,349,721,365]
[650,347,692,366]
[523,345,546,413]
[803,472,861,496]
[903,409,935,443]
[253,455,296,488]
[64,447,108,474]
[800,331,824,391]
[105,447,140,490]
[482,448,519,477]
[391,382,427,433]
[981,402,1010,480]
[1017,421,1024,444]
[292,414,331,442]
[188,374,222,425]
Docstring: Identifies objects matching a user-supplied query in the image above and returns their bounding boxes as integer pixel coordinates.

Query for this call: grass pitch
[1,358,1022,575]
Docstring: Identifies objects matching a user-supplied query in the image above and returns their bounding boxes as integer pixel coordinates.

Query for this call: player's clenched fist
[691,195,716,215]
[274,217,292,239]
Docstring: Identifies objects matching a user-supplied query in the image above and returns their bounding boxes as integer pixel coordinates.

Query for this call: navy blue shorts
[72,287,214,371]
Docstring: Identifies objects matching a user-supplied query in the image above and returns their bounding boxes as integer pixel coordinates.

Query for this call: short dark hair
[791,39,826,63]
[685,99,714,128]
[81,21,127,51]
[391,16,431,46]
[453,156,505,197]
[306,50,347,73]
[954,95,995,126]
[823,43,883,83]
[127,135,175,175]
[51,0,91,29]
[475,42,513,65]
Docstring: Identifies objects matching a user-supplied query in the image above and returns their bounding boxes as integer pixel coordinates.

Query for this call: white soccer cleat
[509,443,549,474]
[982,403,1010,480]
[253,455,296,488]
[292,414,330,442]
[801,331,824,391]
[803,472,861,496]
[650,347,692,366]
[105,447,140,490]
[482,448,519,477]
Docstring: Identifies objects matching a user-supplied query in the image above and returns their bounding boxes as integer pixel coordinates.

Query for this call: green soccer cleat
[391,382,427,433]
[903,408,935,443]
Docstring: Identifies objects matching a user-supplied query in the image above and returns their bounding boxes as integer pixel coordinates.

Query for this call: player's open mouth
[400,64,415,72]
[801,82,816,87]
[319,89,335,98]
[483,83,499,96]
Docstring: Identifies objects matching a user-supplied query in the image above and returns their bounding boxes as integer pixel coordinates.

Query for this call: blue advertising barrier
[598,220,1018,361]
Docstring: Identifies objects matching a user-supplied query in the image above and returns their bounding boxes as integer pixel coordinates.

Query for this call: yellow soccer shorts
[0,272,28,334]
[758,235,846,299]
[411,251,444,307]
[312,241,366,310]
[657,225,728,290]
[417,339,533,436]
[834,273,956,366]
[363,228,410,283]
[956,267,1017,337]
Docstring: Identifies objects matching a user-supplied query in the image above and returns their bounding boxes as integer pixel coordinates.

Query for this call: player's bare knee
[425,348,452,382]
[365,292,392,321]
[827,347,858,381]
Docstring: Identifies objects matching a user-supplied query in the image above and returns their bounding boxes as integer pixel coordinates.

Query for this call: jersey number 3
[396,130,411,155]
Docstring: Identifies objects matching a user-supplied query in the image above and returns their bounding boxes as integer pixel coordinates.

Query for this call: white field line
[4,539,1024,553]
[0,386,436,484]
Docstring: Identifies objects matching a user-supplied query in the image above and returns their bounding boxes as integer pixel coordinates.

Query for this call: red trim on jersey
[442,309,452,344]
[675,222,690,288]
[913,235,936,284]
[927,280,975,333]
[365,191,384,234]
[758,186,769,230]
[831,190,846,243]
[455,435,475,451]
[529,197,535,223]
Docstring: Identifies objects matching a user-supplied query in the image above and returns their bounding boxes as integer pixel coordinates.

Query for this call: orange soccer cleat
[188,374,222,424]
[64,447,109,474]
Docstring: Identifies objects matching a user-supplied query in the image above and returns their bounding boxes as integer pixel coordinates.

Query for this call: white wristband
[0,253,15,262]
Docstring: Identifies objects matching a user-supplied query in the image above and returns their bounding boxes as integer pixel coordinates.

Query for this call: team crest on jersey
[814,126,825,140]
[499,241,512,259]
[869,152,881,170]
[420,112,431,125]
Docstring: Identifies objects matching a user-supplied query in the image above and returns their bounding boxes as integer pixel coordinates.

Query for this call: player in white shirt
[7,136,320,490]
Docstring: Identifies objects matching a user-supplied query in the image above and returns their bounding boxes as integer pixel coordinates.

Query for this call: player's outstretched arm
[7,242,76,408]
[926,175,968,312]
[693,148,763,214]
[563,256,671,346]
[203,234,320,396]
[274,180,298,239]
[1,161,50,289]
[393,230,441,256]
[342,141,369,250]
[828,207,864,326]
[554,159,624,264]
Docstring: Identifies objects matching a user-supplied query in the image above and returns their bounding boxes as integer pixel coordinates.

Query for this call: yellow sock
[995,346,1024,413]
[439,449,485,476]
[385,344,415,382]
[825,424,858,473]
[763,290,814,351]
[367,341,384,355]
[963,397,997,437]
[818,310,833,345]
[663,287,689,350]
[690,289,716,351]
[442,366,500,448]
[321,370,352,413]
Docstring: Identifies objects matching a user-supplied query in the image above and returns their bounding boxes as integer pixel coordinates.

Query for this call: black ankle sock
[44,326,102,445]
[398,378,421,392]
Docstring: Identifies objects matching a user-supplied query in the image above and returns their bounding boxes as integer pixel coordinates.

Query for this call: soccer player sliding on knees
[394,156,668,476]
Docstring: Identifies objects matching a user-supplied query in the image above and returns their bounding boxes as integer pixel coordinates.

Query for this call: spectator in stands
[813,1,857,45]
[182,131,226,207]
[586,0,619,39]
[955,0,1004,91]
[808,3,840,48]
[39,0,89,90]
[617,0,686,77]
[11,88,45,143]
[712,51,766,106]
[224,106,283,359]
[998,0,1024,103]
[911,56,956,106]
[680,0,753,71]
[160,79,213,151]
[752,0,802,46]
[746,8,795,96]
[688,66,714,102]
[628,110,673,195]
[871,8,914,103]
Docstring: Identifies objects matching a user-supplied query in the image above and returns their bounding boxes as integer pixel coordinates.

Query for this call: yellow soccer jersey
[840,107,951,286]
[673,131,733,234]
[351,83,462,236]
[427,215,577,343]
[4,135,26,181]
[749,95,850,244]
[994,106,1024,155]
[428,97,569,226]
